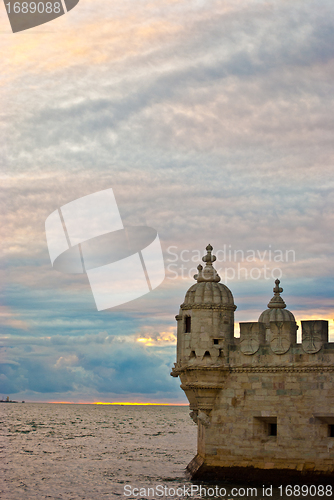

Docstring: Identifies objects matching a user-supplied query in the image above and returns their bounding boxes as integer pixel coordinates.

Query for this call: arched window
[185,316,191,333]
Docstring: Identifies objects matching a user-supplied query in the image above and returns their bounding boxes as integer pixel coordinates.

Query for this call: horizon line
[47,401,189,405]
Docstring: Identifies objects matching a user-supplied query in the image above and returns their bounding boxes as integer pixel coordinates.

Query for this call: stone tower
[171,245,334,485]
[174,244,236,424]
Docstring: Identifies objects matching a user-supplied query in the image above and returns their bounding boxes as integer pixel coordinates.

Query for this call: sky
[1,0,334,403]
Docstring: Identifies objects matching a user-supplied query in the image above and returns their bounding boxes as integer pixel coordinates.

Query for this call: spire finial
[273,279,283,294]
[194,244,220,282]
[202,244,216,266]
[267,279,286,309]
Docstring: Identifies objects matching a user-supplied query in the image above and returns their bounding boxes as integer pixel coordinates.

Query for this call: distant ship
[0,397,22,403]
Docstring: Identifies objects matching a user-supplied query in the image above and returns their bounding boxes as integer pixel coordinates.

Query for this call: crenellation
[171,244,334,485]
[302,320,329,353]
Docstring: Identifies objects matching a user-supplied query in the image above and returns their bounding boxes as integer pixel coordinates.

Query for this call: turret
[175,244,236,368]
[172,244,237,422]
[238,278,299,355]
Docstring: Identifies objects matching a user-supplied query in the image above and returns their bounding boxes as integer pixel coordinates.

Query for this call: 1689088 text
[5,2,61,14]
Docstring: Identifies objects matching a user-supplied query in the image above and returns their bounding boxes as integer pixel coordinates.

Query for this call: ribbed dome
[183,281,235,307]
[259,307,295,324]
[258,279,295,325]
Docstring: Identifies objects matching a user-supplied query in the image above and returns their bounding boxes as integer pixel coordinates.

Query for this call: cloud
[136,325,176,346]
[55,354,79,368]
[0,334,180,398]
[0,306,29,331]
[1,0,334,400]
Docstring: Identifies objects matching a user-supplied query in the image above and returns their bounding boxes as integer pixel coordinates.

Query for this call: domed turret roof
[258,279,295,324]
[181,244,236,309]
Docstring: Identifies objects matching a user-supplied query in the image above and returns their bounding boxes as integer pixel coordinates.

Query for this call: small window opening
[189,350,196,359]
[213,339,219,345]
[218,349,224,357]
[269,423,277,437]
[329,425,334,437]
[185,316,191,333]
[203,351,211,358]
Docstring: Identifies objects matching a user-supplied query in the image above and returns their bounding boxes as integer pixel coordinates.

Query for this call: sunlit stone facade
[171,245,334,485]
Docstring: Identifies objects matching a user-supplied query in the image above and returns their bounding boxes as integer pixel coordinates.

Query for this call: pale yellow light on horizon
[49,401,187,405]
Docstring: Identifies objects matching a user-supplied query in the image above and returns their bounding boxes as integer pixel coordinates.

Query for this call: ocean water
[2,404,198,500]
[1,404,330,500]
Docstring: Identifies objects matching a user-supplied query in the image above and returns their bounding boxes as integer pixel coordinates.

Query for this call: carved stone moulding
[231,365,334,373]
[180,381,223,414]
[239,322,266,355]
[179,368,229,389]
[180,304,236,311]
[302,320,328,354]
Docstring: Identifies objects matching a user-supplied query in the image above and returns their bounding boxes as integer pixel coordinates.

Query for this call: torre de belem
[171,245,334,485]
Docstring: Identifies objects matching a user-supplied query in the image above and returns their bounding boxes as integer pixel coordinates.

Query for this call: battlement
[172,319,334,375]
[240,319,329,355]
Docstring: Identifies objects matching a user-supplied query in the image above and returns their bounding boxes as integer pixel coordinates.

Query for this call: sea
[1,404,330,500]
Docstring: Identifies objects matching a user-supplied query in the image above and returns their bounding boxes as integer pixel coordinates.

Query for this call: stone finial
[202,244,216,265]
[273,279,283,294]
[194,244,220,282]
[193,264,203,281]
[267,279,286,309]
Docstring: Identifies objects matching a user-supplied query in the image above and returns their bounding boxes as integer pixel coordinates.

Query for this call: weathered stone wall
[202,367,334,474]
[176,306,235,364]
